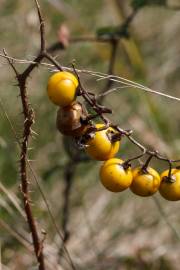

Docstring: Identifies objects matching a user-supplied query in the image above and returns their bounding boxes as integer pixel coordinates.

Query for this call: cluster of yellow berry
[47,71,180,201]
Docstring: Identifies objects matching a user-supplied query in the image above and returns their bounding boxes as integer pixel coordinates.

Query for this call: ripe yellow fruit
[100,158,133,192]
[159,169,180,201]
[47,71,78,106]
[130,167,160,197]
[85,124,120,161]
[56,101,88,136]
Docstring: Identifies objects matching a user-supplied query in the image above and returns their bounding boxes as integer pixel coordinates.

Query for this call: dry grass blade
[152,196,180,241]
[0,182,25,219]
[0,219,32,251]
[91,73,180,102]
[0,53,179,102]
[98,85,131,97]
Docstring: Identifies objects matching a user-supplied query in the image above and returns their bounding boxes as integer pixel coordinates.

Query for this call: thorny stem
[2,0,48,268]
[0,96,76,269]
[2,0,65,269]
[19,79,45,269]
[4,56,45,269]
[44,52,63,71]
[34,0,46,52]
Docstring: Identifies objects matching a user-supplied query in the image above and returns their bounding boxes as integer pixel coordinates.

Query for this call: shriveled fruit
[56,101,88,136]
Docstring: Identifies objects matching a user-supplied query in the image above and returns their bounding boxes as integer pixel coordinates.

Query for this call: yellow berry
[130,167,160,197]
[100,158,133,192]
[86,124,120,161]
[47,71,78,106]
[159,169,180,201]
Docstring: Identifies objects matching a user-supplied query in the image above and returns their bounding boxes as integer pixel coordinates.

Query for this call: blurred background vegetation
[0,0,180,269]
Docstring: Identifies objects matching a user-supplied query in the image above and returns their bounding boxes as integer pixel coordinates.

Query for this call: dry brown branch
[2,0,47,268]
[3,50,45,269]
[0,97,77,270]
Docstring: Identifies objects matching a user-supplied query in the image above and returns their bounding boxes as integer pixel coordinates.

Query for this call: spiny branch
[3,0,47,268]
[34,0,46,52]
[2,0,78,268]
[4,50,45,269]
[0,96,76,269]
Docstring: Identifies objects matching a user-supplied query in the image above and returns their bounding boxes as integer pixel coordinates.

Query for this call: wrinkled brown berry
[56,101,88,136]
